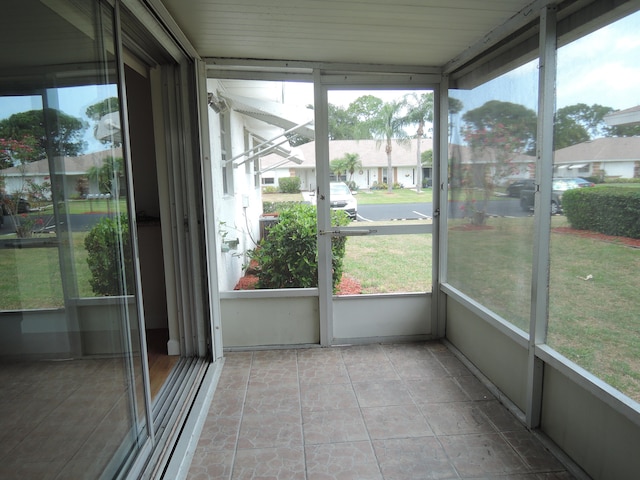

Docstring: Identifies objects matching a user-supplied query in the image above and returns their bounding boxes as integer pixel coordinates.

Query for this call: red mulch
[336,274,362,295]
[233,272,362,294]
[552,227,640,248]
[234,274,259,290]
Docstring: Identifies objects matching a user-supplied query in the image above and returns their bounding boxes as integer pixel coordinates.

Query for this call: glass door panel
[0,1,147,478]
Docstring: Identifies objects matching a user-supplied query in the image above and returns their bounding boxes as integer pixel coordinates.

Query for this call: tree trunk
[386,140,393,192]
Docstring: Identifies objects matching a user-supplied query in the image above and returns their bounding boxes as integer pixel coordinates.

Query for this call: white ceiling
[160,0,536,68]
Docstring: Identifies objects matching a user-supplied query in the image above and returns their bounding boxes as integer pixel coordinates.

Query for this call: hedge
[278,176,301,193]
[562,186,640,239]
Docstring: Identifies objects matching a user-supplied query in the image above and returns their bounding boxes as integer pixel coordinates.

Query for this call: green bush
[84,214,134,295]
[563,187,640,239]
[263,200,306,214]
[250,203,349,290]
[278,176,301,193]
[604,177,640,184]
[262,186,278,194]
[371,182,387,190]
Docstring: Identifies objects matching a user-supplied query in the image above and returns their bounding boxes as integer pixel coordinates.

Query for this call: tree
[87,156,125,196]
[85,97,120,121]
[462,100,537,155]
[554,103,640,149]
[330,157,348,180]
[0,136,37,169]
[461,100,537,223]
[342,153,362,182]
[328,95,383,140]
[403,92,434,192]
[0,109,87,161]
[369,100,411,192]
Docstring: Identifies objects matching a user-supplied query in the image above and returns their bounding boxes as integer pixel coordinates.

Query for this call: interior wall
[220,295,319,347]
[333,294,432,341]
[445,297,529,411]
[542,366,640,479]
[125,65,168,331]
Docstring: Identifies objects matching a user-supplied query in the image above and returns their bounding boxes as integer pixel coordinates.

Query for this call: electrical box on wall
[242,195,250,208]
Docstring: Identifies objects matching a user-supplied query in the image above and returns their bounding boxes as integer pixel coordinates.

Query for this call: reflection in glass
[448,61,538,331]
[0,1,146,478]
[548,11,640,405]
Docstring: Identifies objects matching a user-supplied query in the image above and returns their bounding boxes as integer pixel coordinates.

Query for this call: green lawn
[355,188,433,205]
[262,188,434,205]
[446,215,640,403]
[343,226,432,293]
[0,232,94,310]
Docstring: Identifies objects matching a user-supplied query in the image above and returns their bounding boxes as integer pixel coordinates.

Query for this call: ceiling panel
[161,0,535,67]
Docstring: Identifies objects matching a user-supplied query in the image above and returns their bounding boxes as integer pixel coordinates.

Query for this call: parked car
[566,177,595,188]
[0,193,31,215]
[519,178,593,214]
[329,182,358,220]
[506,179,535,197]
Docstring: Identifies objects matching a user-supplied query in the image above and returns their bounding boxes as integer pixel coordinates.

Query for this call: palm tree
[330,157,348,181]
[343,153,362,183]
[403,93,433,192]
[369,100,411,192]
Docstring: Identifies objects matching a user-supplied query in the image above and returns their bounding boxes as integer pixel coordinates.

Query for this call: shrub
[262,186,278,194]
[263,201,305,214]
[346,180,358,191]
[604,177,640,184]
[278,176,301,193]
[250,203,349,290]
[563,187,640,239]
[371,182,387,190]
[84,214,134,295]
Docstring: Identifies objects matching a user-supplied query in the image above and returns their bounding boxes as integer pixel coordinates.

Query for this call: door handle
[319,229,377,237]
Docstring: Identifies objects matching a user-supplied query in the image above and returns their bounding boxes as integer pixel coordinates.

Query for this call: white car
[329,182,357,220]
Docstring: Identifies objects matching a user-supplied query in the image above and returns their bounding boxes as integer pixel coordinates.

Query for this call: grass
[261,188,435,205]
[355,188,433,205]
[0,232,94,310]
[342,221,432,293]
[446,215,640,403]
[25,198,129,215]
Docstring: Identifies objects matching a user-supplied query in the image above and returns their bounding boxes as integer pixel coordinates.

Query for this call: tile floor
[187,342,575,480]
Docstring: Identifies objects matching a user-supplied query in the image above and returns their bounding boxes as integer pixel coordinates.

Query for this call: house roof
[604,105,640,127]
[0,148,124,176]
[554,137,640,163]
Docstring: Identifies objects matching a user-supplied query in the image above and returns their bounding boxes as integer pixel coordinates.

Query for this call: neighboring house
[261,138,435,190]
[449,143,536,187]
[553,136,640,179]
[0,147,123,199]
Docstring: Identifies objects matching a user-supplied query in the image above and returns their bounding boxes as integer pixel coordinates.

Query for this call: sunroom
[1,1,639,479]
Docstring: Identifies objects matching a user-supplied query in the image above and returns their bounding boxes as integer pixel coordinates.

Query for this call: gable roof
[0,148,124,176]
[554,137,640,163]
